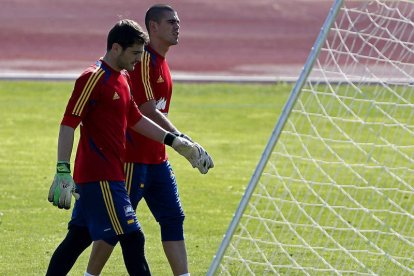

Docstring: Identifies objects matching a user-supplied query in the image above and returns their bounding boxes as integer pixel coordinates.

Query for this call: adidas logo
[157,75,164,83]
[113,91,120,100]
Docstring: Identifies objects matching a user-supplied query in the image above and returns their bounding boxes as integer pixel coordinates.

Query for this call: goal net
[208,0,414,275]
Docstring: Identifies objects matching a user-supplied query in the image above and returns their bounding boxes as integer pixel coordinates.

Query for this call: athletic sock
[84,272,100,276]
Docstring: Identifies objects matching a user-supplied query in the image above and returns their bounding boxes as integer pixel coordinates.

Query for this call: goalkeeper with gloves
[46,19,213,276]
[85,5,214,276]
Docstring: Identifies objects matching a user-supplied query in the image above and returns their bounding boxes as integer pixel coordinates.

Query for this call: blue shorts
[69,181,140,244]
[124,161,185,239]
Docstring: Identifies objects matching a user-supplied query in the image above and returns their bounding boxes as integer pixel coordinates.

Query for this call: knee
[118,229,150,275]
[66,225,92,249]
[160,216,185,241]
[119,229,145,250]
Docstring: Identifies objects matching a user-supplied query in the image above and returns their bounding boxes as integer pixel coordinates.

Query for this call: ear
[112,43,122,55]
[149,20,158,33]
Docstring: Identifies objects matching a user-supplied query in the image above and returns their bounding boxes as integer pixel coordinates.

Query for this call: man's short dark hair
[107,19,149,51]
[145,4,175,32]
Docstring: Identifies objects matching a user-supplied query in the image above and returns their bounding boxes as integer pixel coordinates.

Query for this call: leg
[125,162,147,210]
[119,229,151,276]
[163,240,188,276]
[81,181,150,275]
[46,225,92,276]
[146,161,188,275]
[84,164,146,275]
[86,240,115,275]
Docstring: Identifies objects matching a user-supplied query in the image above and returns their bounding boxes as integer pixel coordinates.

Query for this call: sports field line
[1,71,410,85]
[0,71,298,83]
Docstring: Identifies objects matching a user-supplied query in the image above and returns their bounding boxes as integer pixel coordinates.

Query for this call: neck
[149,39,170,57]
[102,53,121,71]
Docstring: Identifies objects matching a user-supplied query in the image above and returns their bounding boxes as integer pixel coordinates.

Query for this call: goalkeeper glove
[193,143,214,174]
[48,161,79,210]
[165,133,199,167]
[172,130,193,142]
[165,133,214,174]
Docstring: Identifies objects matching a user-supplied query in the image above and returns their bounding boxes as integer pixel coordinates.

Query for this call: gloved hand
[48,161,79,210]
[171,137,214,174]
[193,143,214,174]
[172,130,193,142]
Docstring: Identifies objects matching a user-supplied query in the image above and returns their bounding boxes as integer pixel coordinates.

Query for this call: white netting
[212,0,414,275]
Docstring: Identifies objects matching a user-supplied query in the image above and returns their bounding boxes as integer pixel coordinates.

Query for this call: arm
[130,114,169,143]
[48,124,78,209]
[139,99,178,132]
[139,100,192,141]
[49,70,99,209]
[57,125,75,162]
[131,115,213,174]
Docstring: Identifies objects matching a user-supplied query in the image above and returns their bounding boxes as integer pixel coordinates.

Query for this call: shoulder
[77,61,106,83]
[142,46,161,67]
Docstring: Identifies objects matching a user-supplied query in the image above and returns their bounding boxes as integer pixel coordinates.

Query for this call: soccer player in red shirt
[46,19,209,276]
[127,5,195,275]
[85,5,213,276]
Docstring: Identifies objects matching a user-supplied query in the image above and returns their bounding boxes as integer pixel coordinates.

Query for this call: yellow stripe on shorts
[124,162,133,196]
[100,181,123,235]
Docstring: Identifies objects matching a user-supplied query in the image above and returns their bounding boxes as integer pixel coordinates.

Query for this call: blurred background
[0,0,332,78]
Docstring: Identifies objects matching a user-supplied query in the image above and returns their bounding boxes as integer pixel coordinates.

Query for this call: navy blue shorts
[124,161,185,240]
[69,181,140,243]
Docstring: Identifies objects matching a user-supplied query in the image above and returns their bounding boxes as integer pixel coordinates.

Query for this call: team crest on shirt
[124,205,134,217]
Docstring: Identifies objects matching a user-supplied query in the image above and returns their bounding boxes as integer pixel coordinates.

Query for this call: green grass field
[0,80,291,275]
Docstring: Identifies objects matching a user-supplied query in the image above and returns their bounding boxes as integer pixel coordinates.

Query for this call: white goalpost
[208,0,414,275]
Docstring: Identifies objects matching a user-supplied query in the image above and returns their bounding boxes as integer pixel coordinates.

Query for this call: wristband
[163,132,176,147]
[56,161,71,173]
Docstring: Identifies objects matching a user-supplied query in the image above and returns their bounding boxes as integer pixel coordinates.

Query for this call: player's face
[117,43,144,71]
[156,11,180,46]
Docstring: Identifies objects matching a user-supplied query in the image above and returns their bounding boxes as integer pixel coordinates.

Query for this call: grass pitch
[0,80,290,275]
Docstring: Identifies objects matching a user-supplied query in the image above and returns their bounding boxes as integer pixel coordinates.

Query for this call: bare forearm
[131,116,169,143]
[144,109,177,132]
[57,125,75,162]
[139,100,177,132]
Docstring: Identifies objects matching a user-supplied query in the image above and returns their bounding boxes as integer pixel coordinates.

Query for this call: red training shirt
[61,60,143,183]
[126,45,173,164]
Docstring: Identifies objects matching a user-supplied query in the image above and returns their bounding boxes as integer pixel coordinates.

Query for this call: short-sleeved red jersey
[126,46,173,164]
[61,60,143,183]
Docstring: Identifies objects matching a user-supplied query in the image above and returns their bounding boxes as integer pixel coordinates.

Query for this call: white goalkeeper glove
[165,133,214,174]
[193,143,214,174]
[172,130,193,142]
[48,161,80,210]
[171,136,199,167]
